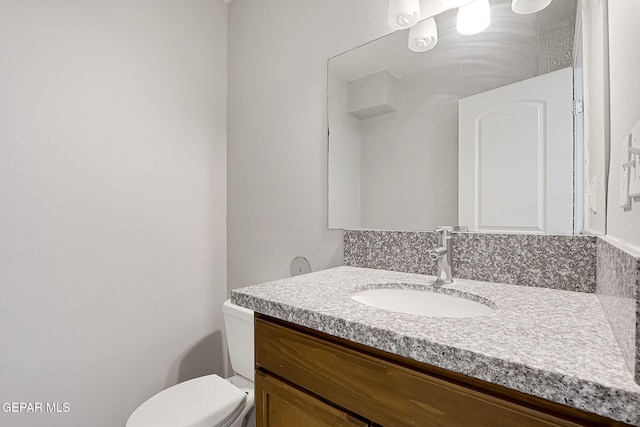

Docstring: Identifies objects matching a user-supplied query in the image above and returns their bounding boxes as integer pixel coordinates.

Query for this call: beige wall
[0,1,228,426]
[606,0,640,249]
[227,0,392,290]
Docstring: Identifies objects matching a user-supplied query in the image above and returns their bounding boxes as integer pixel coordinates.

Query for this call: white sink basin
[351,287,495,318]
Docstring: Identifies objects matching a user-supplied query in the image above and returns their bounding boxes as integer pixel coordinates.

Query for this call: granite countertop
[231,266,640,425]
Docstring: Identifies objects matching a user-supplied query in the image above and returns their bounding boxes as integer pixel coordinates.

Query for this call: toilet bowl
[126,300,255,427]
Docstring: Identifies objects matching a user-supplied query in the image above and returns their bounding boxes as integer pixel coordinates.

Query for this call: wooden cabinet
[256,371,368,427]
[255,314,631,427]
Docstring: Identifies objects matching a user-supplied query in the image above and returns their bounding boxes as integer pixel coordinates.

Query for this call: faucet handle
[429,247,447,260]
[435,225,468,233]
[434,226,454,233]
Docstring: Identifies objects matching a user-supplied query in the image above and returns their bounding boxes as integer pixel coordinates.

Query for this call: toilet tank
[222,300,254,382]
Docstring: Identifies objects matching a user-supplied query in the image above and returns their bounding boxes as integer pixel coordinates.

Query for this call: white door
[458,67,574,234]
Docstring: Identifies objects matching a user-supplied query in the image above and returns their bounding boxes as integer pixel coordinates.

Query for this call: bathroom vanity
[232,266,640,426]
[255,315,624,426]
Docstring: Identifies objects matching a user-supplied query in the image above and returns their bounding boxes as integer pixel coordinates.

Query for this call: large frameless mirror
[328,0,609,234]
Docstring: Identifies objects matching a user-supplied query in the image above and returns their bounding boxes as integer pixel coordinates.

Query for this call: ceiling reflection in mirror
[328,0,580,233]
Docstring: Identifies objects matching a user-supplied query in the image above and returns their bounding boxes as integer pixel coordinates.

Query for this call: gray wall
[227,0,393,290]
[0,1,228,426]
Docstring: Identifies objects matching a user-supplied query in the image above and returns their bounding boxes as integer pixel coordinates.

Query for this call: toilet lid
[127,374,247,427]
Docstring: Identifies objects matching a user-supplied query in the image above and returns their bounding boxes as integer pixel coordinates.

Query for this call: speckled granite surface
[344,230,597,292]
[453,233,597,292]
[232,266,640,425]
[596,237,640,384]
[597,238,637,376]
[344,230,438,275]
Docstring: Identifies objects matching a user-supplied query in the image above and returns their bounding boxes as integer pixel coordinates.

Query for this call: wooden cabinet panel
[256,315,629,427]
[256,370,368,427]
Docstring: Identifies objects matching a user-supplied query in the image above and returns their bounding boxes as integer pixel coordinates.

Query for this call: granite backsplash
[344,230,597,293]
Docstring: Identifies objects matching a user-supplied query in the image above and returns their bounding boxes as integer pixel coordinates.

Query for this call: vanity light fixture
[441,0,473,7]
[408,18,438,52]
[456,0,491,35]
[511,0,553,14]
[388,0,421,30]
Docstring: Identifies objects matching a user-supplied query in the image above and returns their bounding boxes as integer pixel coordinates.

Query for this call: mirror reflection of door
[458,67,574,234]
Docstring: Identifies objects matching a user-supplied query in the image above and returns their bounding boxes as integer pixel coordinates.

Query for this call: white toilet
[126,300,256,427]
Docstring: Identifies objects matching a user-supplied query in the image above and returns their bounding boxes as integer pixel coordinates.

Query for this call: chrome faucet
[429,226,454,284]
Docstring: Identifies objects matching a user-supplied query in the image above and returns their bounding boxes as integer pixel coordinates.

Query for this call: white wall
[227,0,391,289]
[360,74,459,230]
[606,0,640,249]
[328,72,362,229]
[0,1,228,426]
[582,0,609,234]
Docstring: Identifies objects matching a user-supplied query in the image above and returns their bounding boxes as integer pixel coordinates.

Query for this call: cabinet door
[255,371,368,427]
